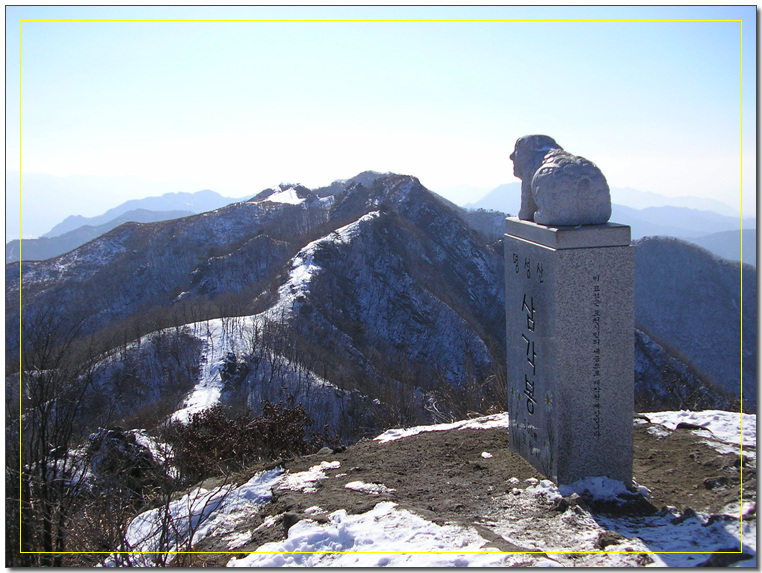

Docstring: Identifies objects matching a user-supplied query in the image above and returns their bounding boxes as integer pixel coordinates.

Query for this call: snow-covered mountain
[7,172,751,441]
[8,173,508,437]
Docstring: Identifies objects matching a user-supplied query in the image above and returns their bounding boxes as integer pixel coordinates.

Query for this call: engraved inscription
[591,274,602,438]
[512,253,545,284]
[521,293,537,414]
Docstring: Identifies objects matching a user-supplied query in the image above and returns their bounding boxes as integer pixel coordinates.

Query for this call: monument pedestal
[505,218,634,485]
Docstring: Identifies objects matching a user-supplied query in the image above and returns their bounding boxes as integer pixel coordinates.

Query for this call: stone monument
[505,135,633,485]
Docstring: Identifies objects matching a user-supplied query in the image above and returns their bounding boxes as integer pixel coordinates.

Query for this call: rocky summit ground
[116,412,756,568]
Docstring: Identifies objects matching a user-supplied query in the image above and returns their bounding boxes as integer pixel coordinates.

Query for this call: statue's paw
[532,210,554,226]
[518,208,535,221]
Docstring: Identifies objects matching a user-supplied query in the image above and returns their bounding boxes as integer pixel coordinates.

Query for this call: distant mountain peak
[42,189,238,238]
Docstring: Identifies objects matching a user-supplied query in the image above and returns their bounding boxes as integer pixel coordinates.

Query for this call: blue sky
[6,5,756,238]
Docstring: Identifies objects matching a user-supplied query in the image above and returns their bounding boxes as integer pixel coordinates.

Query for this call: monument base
[505,218,634,485]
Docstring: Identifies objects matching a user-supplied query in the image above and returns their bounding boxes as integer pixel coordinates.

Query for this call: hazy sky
[6,5,757,238]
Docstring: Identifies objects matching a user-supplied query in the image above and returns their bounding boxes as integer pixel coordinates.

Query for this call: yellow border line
[16,17,748,559]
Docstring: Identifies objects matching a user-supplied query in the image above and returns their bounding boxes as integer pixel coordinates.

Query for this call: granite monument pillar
[506,135,634,485]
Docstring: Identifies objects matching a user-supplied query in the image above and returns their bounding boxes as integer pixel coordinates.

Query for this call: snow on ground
[230,473,752,568]
[642,410,755,458]
[596,510,755,567]
[227,501,546,568]
[105,411,755,567]
[559,476,638,500]
[488,476,754,568]
[229,411,754,568]
[374,412,511,443]
[104,468,284,566]
[171,319,229,423]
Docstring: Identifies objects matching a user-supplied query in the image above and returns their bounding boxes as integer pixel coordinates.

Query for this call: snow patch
[226,531,253,550]
[228,502,527,567]
[643,410,755,457]
[263,187,305,205]
[344,481,396,496]
[374,412,510,443]
[595,508,756,568]
[104,468,284,566]
[171,320,228,423]
[526,479,563,503]
[277,461,340,493]
[559,476,631,501]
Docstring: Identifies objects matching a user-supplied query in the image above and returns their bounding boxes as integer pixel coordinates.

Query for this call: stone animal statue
[510,135,612,226]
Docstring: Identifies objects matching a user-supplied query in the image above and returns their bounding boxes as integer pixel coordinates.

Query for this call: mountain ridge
[42,189,240,238]
[8,172,750,440]
[6,208,195,264]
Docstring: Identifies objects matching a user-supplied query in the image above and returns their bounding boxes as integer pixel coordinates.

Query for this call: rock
[676,422,706,431]
[282,513,301,535]
[595,530,625,550]
[671,507,698,525]
[703,476,730,490]
[85,428,166,497]
[264,458,285,471]
[553,493,587,512]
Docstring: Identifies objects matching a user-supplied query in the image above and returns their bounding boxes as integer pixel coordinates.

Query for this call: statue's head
[510,135,561,179]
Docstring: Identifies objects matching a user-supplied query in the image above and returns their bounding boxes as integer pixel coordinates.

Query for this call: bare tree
[8,305,97,566]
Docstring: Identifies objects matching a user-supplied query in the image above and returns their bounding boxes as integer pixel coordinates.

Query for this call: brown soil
[632,423,754,515]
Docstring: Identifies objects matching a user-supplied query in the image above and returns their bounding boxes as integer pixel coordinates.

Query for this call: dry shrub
[168,396,334,483]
